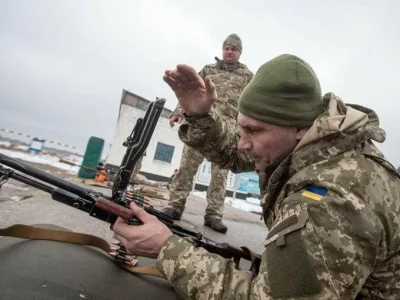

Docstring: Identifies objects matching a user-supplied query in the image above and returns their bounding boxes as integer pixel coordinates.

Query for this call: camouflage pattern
[132,173,168,188]
[171,57,254,121]
[130,154,168,188]
[168,144,228,220]
[168,58,253,220]
[224,33,242,53]
[156,93,400,299]
[131,154,144,178]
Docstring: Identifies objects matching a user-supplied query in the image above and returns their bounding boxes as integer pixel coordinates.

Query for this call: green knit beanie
[238,54,323,128]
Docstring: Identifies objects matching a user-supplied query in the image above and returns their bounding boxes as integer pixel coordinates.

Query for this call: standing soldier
[162,34,254,233]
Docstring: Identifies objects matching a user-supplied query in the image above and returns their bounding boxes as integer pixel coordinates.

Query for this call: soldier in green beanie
[113,54,400,299]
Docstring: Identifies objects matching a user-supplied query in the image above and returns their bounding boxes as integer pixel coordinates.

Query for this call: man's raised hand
[163,64,217,117]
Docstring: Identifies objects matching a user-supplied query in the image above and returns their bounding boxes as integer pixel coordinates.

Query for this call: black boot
[160,207,182,220]
[204,219,228,233]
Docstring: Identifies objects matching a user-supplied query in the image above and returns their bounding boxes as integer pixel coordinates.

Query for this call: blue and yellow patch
[301,185,327,201]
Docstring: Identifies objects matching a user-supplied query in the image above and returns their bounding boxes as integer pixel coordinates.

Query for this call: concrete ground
[0,161,268,258]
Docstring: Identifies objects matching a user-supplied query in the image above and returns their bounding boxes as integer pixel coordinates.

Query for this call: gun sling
[0,224,165,278]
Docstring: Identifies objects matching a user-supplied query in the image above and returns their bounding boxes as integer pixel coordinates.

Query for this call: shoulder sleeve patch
[301,185,327,201]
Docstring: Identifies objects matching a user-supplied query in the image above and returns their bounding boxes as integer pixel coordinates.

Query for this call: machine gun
[0,97,261,274]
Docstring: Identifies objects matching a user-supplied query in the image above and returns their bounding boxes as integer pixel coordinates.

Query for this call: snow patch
[15,145,28,151]
[0,141,11,147]
[0,148,79,174]
[192,191,262,214]
[225,197,262,214]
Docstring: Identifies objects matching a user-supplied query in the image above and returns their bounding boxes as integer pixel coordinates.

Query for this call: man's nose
[237,137,252,150]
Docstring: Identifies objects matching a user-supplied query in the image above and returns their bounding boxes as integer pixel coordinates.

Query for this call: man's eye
[249,128,260,133]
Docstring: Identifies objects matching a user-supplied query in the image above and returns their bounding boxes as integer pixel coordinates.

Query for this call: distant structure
[105,90,184,182]
[28,137,45,153]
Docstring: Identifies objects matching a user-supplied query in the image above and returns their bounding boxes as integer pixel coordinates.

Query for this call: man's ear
[295,128,309,141]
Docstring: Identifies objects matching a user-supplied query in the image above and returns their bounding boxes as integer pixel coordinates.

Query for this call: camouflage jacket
[171,57,253,122]
[156,93,400,299]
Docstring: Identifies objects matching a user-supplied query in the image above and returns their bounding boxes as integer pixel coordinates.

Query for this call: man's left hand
[113,202,173,258]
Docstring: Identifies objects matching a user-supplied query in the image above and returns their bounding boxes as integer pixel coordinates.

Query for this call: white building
[105,89,260,200]
[105,90,183,181]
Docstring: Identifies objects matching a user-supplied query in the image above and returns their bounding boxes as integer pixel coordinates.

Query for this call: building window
[153,142,174,163]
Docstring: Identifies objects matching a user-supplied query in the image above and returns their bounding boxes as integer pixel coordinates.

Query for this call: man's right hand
[169,115,183,128]
[163,64,217,117]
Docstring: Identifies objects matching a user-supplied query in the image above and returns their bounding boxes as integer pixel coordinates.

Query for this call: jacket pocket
[264,209,322,298]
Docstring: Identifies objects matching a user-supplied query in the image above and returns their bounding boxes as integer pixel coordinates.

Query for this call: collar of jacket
[289,93,386,176]
[214,56,243,71]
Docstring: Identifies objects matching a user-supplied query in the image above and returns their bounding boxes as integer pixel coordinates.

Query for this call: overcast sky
[1,0,399,166]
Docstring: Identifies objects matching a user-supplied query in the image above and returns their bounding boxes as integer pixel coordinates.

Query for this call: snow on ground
[0,141,11,147]
[225,197,262,214]
[192,191,262,214]
[15,145,28,151]
[0,141,27,151]
[0,148,80,174]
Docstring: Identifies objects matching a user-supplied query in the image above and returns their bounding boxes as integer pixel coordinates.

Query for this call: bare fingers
[163,69,188,91]
[176,64,201,82]
[163,74,180,92]
[169,69,192,85]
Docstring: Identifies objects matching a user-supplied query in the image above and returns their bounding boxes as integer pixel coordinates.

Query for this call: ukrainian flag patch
[301,186,327,201]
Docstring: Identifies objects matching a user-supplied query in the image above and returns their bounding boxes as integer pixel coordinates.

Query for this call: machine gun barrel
[0,152,105,202]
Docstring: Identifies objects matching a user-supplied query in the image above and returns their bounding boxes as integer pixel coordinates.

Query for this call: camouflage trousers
[168,144,228,221]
